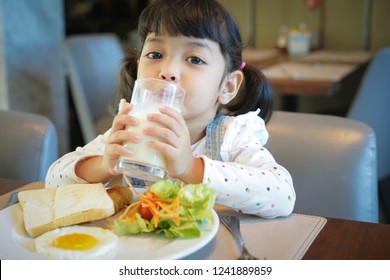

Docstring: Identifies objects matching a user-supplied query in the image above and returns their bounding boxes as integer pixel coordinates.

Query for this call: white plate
[0,203,219,260]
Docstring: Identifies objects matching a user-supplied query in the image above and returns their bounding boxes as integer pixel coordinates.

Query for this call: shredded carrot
[118,201,141,220]
[118,176,182,228]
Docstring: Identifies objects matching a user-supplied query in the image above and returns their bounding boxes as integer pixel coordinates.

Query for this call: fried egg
[35,225,118,259]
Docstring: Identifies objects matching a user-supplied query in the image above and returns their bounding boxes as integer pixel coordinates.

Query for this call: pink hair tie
[239,61,246,70]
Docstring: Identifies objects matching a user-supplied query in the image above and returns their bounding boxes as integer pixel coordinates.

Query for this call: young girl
[46,0,295,218]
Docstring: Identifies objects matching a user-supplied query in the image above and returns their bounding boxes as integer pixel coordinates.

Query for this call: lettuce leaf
[149,179,181,199]
[115,213,154,235]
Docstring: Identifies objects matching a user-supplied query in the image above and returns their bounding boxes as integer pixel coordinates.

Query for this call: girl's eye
[187,56,205,65]
[146,52,162,59]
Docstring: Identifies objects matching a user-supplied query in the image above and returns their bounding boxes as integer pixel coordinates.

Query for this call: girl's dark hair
[117,0,273,123]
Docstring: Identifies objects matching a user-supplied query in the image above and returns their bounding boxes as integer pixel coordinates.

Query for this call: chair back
[347,47,390,180]
[347,47,390,223]
[0,110,58,182]
[266,111,378,223]
[63,33,124,142]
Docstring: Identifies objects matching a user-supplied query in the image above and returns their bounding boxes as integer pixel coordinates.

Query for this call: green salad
[114,179,216,239]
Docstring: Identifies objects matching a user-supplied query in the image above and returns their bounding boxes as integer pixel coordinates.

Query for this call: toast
[18,183,131,237]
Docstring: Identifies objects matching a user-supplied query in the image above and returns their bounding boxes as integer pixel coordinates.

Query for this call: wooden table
[291,49,373,64]
[303,217,390,259]
[245,49,372,111]
[263,61,361,97]
[1,178,389,260]
[243,48,285,68]
[0,178,28,196]
[250,49,373,97]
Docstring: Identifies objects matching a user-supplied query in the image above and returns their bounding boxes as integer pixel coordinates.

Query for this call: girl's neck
[187,122,208,145]
[186,107,219,144]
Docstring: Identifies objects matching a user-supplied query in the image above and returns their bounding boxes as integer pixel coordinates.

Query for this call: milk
[121,109,166,170]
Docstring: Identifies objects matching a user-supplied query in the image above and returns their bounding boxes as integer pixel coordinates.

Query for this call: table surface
[1,178,389,260]
[263,61,360,96]
[244,48,372,97]
[291,49,373,64]
[303,217,390,259]
[0,178,28,196]
[243,48,285,67]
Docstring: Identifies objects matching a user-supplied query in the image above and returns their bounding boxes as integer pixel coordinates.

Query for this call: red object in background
[304,0,321,10]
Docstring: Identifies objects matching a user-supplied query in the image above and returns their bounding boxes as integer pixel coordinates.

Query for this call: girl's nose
[159,74,176,81]
[159,61,179,81]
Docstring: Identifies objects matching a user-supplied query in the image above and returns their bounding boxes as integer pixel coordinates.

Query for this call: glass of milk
[116,78,185,181]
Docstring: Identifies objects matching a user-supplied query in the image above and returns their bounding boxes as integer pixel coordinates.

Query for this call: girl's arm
[45,102,138,188]
[75,155,113,183]
[202,153,295,218]
[201,112,296,218]
[45,133,109,188]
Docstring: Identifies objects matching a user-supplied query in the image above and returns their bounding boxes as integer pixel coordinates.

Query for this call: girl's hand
[102,102,140,176]
[75,102,141,183]
[144,107,204,183]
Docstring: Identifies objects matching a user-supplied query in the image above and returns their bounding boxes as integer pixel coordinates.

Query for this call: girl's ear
[218,70,244,104]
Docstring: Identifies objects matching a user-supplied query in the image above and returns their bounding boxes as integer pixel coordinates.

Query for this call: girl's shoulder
[225,109,264,125]
[224,109,265,131]
[223,109,269,145]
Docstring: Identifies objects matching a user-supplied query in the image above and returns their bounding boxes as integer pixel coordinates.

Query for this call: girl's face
[137,32,233,125]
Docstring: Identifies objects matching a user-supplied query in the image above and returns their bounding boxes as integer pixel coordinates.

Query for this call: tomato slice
[138,203,153,220]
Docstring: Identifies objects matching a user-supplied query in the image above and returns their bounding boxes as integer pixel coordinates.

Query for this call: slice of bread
[18,183,115,237]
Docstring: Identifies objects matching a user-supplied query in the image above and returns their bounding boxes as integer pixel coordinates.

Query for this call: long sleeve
[45,131,110,188]
[201,112,295,218]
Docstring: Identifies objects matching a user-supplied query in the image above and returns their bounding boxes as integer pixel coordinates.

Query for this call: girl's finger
[111,111,139,133]
[106,143,133,158]
[159,106,187,126]
[144,125,177,145]
[147,109,186,137]
[107,129,141,145]
[118,102,132,114]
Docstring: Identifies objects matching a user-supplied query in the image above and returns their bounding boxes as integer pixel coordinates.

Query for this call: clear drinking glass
[116,78,185,181]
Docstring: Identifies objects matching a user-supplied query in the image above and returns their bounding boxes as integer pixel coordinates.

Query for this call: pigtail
[224,64,274,123]
[119,48,138,100]
[109,48,138,114]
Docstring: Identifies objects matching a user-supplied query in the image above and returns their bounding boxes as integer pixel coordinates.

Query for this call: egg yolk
[53,233,98,251]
